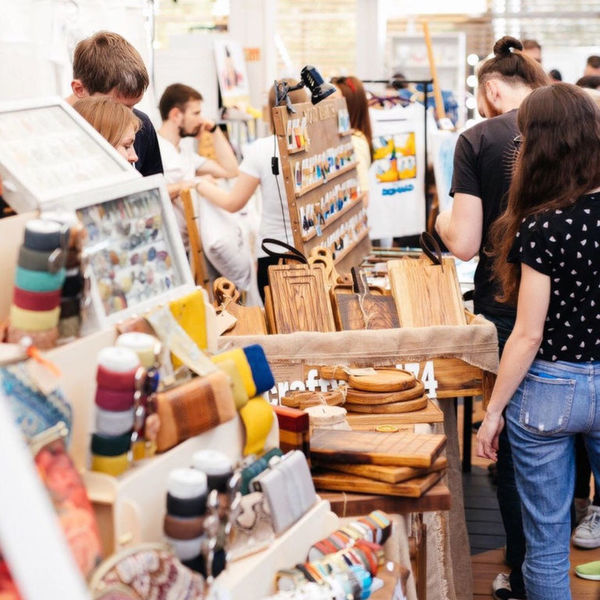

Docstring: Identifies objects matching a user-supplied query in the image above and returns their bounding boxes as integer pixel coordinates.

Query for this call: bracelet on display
[12,287,61,312]
[18,246,65,273]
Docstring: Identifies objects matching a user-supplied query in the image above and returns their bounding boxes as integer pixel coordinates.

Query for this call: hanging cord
[272,133,290,245]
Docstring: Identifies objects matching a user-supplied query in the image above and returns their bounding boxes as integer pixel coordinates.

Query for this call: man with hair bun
[436,36,549,600]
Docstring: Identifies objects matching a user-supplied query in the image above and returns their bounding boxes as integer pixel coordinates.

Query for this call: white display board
[0,97,137,213]
[367,103,426,239]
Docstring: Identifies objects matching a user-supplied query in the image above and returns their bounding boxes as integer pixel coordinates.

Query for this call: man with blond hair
[67,31,163,177]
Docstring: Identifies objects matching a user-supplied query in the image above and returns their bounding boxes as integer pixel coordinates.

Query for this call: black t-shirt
[450,109,519,318]
[509,193,600,362]
[133,108,164,176]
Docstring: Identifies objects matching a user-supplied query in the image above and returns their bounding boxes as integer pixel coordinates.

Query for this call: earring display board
[0,97,137,213]
[59,174,194,328]
[272,99,371,274]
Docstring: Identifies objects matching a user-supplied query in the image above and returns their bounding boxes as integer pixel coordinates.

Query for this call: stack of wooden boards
[310,429,447,498]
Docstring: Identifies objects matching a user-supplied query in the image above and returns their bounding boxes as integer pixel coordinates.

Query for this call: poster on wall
[214,39,250,108]
[367,103,426,240]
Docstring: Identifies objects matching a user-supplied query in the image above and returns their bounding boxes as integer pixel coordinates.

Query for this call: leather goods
[274,405,310,456]
[18,245,65,273]
[95,407,135,437]
[155,371,236,452]
[240,448,283,495]
[91,432,132,457]
[14,266,65,293]
[89,543,205,600]
[310,429,447,468]
[387,232,467,327]
[91,453,129,476]
[212,348,256,398]
[6,325,59,349]
[191,450,232,492]
[9,305,60,331]
[168,468,208,500]
[239,396,275,456]
[163,514,205,540]
[23,219,69,251]
[95,388,134,411]
[96,365,138,392]
[331,267,399,331]
[250,450,317,534]
[12,287,61,311]
[215,359,249,410]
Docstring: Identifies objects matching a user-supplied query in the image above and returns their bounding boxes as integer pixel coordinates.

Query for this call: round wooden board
[346,381,425,405]
[348,369,416,392]
[345,395,428,414]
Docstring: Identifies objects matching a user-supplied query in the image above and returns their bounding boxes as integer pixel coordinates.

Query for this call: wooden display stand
[272,99,371,272]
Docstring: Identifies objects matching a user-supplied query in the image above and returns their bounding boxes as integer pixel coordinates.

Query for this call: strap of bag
[419,231,443,269]
[261,238,308,264]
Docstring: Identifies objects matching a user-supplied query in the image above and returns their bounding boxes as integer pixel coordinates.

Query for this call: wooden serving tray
[313,456,448,484]
[345,399,444,430]
[310,429,446,468]
[312,468,444,498]
[346,381,425,405]
[318,366,416,392]
[345,395,428,414]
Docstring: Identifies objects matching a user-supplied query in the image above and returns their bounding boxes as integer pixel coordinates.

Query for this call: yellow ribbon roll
[9,304,60,331]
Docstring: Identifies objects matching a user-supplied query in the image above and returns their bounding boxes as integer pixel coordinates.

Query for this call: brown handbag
[155,370,236,452]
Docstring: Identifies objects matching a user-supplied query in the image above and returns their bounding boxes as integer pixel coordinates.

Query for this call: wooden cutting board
[345,395,428,414]
[318,367,416,392]
[331,267,399,331]
[268,264,336,333]
[346,399,444,430]
[312,468,444,497]
[281,388,347,409]
[313,456,448,484]
[310,429,446,468]
[388,257,466,327]
[346,381,425,405]
[213,278,267,336]
[263,286,277,334]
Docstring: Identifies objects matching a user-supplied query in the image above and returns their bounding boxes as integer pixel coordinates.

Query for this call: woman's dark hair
[490,83,600,304]
[576,75,600,89]
[331,76,373,155]
[477,36,550,88]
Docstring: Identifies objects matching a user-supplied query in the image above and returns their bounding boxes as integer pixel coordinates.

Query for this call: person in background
[194,80,308,300]
[66,31,163,177]
[584,55,600,77]
[477,82,600,600]
[330,76,373,202]
[522,39,542,63]
[156,83,238,246]
[73,97,140,165]
[576,75,600,90]
[549,69,562,83]
[435,36,549,600]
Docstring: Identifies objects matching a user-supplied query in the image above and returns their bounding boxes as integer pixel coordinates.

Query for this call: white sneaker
[492,572,525,600]
[573,505,600,549]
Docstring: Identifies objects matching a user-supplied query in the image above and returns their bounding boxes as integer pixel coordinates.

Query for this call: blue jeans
[506,358,600,600]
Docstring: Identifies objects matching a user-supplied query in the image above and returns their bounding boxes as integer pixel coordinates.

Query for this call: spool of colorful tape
[96,365,139,392]
[163,514,205,540]
[23,219,69,251]
[91,432,132,457]
[15,266,66,293]
[18,246,65,273]
[9,305,60,332]
[95,407,135,437]
[12,287,61,312]
[95,387,135,411]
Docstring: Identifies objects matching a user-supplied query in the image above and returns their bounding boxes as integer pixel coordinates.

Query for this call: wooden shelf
[288,145,307,155]
[295,162,357,198]
[334,228,370,265]
[301,192,365,243]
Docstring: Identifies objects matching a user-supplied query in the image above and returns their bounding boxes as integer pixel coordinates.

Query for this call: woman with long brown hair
[477,83,600,600]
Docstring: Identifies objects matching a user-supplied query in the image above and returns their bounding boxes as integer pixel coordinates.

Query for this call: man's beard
[179,125,201,138]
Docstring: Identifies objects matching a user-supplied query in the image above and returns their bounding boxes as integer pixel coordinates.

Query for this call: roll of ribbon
[6,325,59,349]
[62,272,84,297]
[167,468,208,500]
[59,295,81,319]
[12,287,61,311]
[97,347,141,373]
[163,514,205,540]
[15,266,66,293]
[95,407,135,436]
[9,305,60,332]
[166,492,207,518]
[91,452,129,477]
[95,387,135,411]
[23,219,69,251]
[165,536,204,562]
[91,432,132,457]
[191,450,233,493]
[96,365,138,392]
[116,332,158,368]
[18,246,65,273]
[239,397,275,456]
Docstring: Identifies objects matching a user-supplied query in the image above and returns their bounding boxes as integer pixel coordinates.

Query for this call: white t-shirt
[239,136,293,257]
[157,135,207,245]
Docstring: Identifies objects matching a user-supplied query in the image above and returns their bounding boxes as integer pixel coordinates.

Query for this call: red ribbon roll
[12,287,61,311]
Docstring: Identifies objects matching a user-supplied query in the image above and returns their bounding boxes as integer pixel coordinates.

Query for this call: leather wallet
[250,450,317,534]
[155,370,236,452]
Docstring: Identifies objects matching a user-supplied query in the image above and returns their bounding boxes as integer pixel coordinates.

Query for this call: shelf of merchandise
[302,192,367,243]
[334,228,370,265]
[295,162,357,198]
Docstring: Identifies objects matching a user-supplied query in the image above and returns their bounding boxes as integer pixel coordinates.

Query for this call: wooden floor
[458,399,600,599]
